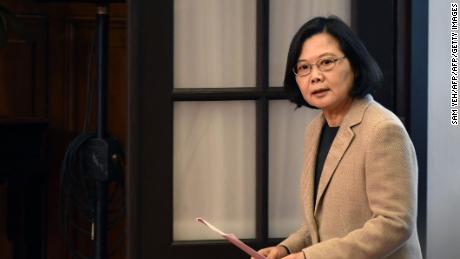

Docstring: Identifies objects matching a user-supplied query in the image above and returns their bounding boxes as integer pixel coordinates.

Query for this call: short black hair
[284,16,383,108]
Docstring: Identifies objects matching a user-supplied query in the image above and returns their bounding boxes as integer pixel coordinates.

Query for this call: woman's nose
[309,66,323,83]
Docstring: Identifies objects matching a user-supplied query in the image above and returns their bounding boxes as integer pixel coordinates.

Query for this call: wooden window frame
[127,0,428,258]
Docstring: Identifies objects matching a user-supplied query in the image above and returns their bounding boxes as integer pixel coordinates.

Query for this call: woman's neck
[322,98,354,127]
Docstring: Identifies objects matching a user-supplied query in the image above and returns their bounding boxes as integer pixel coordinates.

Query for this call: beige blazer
[280,95,422,259]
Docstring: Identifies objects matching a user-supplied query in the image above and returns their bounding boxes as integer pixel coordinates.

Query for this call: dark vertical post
[256,0,269,244]
[97,1,108,139]
[395,0,411,126]
[95,1,109,258]
[410,0,428,256]
[351,0,395,110]
[127,0,174,258]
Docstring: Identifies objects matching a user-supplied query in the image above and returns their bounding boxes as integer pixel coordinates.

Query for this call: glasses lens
[295,63,310,75]
[318,58,336,71]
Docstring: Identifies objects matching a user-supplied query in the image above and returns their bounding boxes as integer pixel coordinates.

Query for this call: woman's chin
[307,99,330,110]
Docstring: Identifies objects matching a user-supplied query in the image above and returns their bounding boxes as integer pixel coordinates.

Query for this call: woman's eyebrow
[297,52,340,63]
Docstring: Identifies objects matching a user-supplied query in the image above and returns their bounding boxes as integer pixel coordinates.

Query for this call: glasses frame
[292,56,347,77]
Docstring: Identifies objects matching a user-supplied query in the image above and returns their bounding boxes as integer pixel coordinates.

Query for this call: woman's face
[295,33,355,112]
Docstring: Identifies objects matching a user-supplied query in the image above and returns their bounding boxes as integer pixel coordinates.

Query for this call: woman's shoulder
[362,100,405,129]
[361,101,415,154]
[358,100,414,146]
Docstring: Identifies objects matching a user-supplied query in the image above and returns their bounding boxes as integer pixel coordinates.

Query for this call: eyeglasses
[293,56,347,77]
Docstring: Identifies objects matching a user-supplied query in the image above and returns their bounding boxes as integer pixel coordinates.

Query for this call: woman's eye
[298,64,309,71]
[320,59,334,65]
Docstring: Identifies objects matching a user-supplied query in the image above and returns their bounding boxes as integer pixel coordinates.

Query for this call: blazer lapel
[314,127,355,211]
[314,95,374,212]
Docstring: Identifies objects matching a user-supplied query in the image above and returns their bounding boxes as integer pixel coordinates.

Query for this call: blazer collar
[336,94,374,129]
[310,94,374,212]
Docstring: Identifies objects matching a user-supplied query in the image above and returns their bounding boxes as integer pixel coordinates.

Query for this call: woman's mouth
[312,88,330,97]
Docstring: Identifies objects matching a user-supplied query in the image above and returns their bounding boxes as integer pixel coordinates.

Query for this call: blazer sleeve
[302,119,419,259]
[279,222,312,253]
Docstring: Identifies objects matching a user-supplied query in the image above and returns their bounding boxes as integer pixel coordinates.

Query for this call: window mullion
[255,0,269,243]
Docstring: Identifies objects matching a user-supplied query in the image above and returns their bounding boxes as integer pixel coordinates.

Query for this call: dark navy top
[314,123,339,203]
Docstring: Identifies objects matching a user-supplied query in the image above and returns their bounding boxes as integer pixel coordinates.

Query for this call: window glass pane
[269,0,351,87]
[268,100,320,238]
[174,0,256,88]
[173,101,256,240]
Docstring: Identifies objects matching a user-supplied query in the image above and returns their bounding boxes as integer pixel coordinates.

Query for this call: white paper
[196,217,266,259]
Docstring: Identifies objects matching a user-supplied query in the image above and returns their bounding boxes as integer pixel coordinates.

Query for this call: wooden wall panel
[0,1,127,259]
[0,185,12,259]
[0,41,36,115]
[0,15,48,117]
[0,13,49,259]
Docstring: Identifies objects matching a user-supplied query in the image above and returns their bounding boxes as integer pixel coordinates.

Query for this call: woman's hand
[281,252,305,259]
[251,246,288,259]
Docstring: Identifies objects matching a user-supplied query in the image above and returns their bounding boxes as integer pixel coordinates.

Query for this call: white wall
[427,1,460,258]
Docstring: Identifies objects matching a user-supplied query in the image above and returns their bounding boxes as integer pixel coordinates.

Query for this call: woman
[254,16,422,259]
